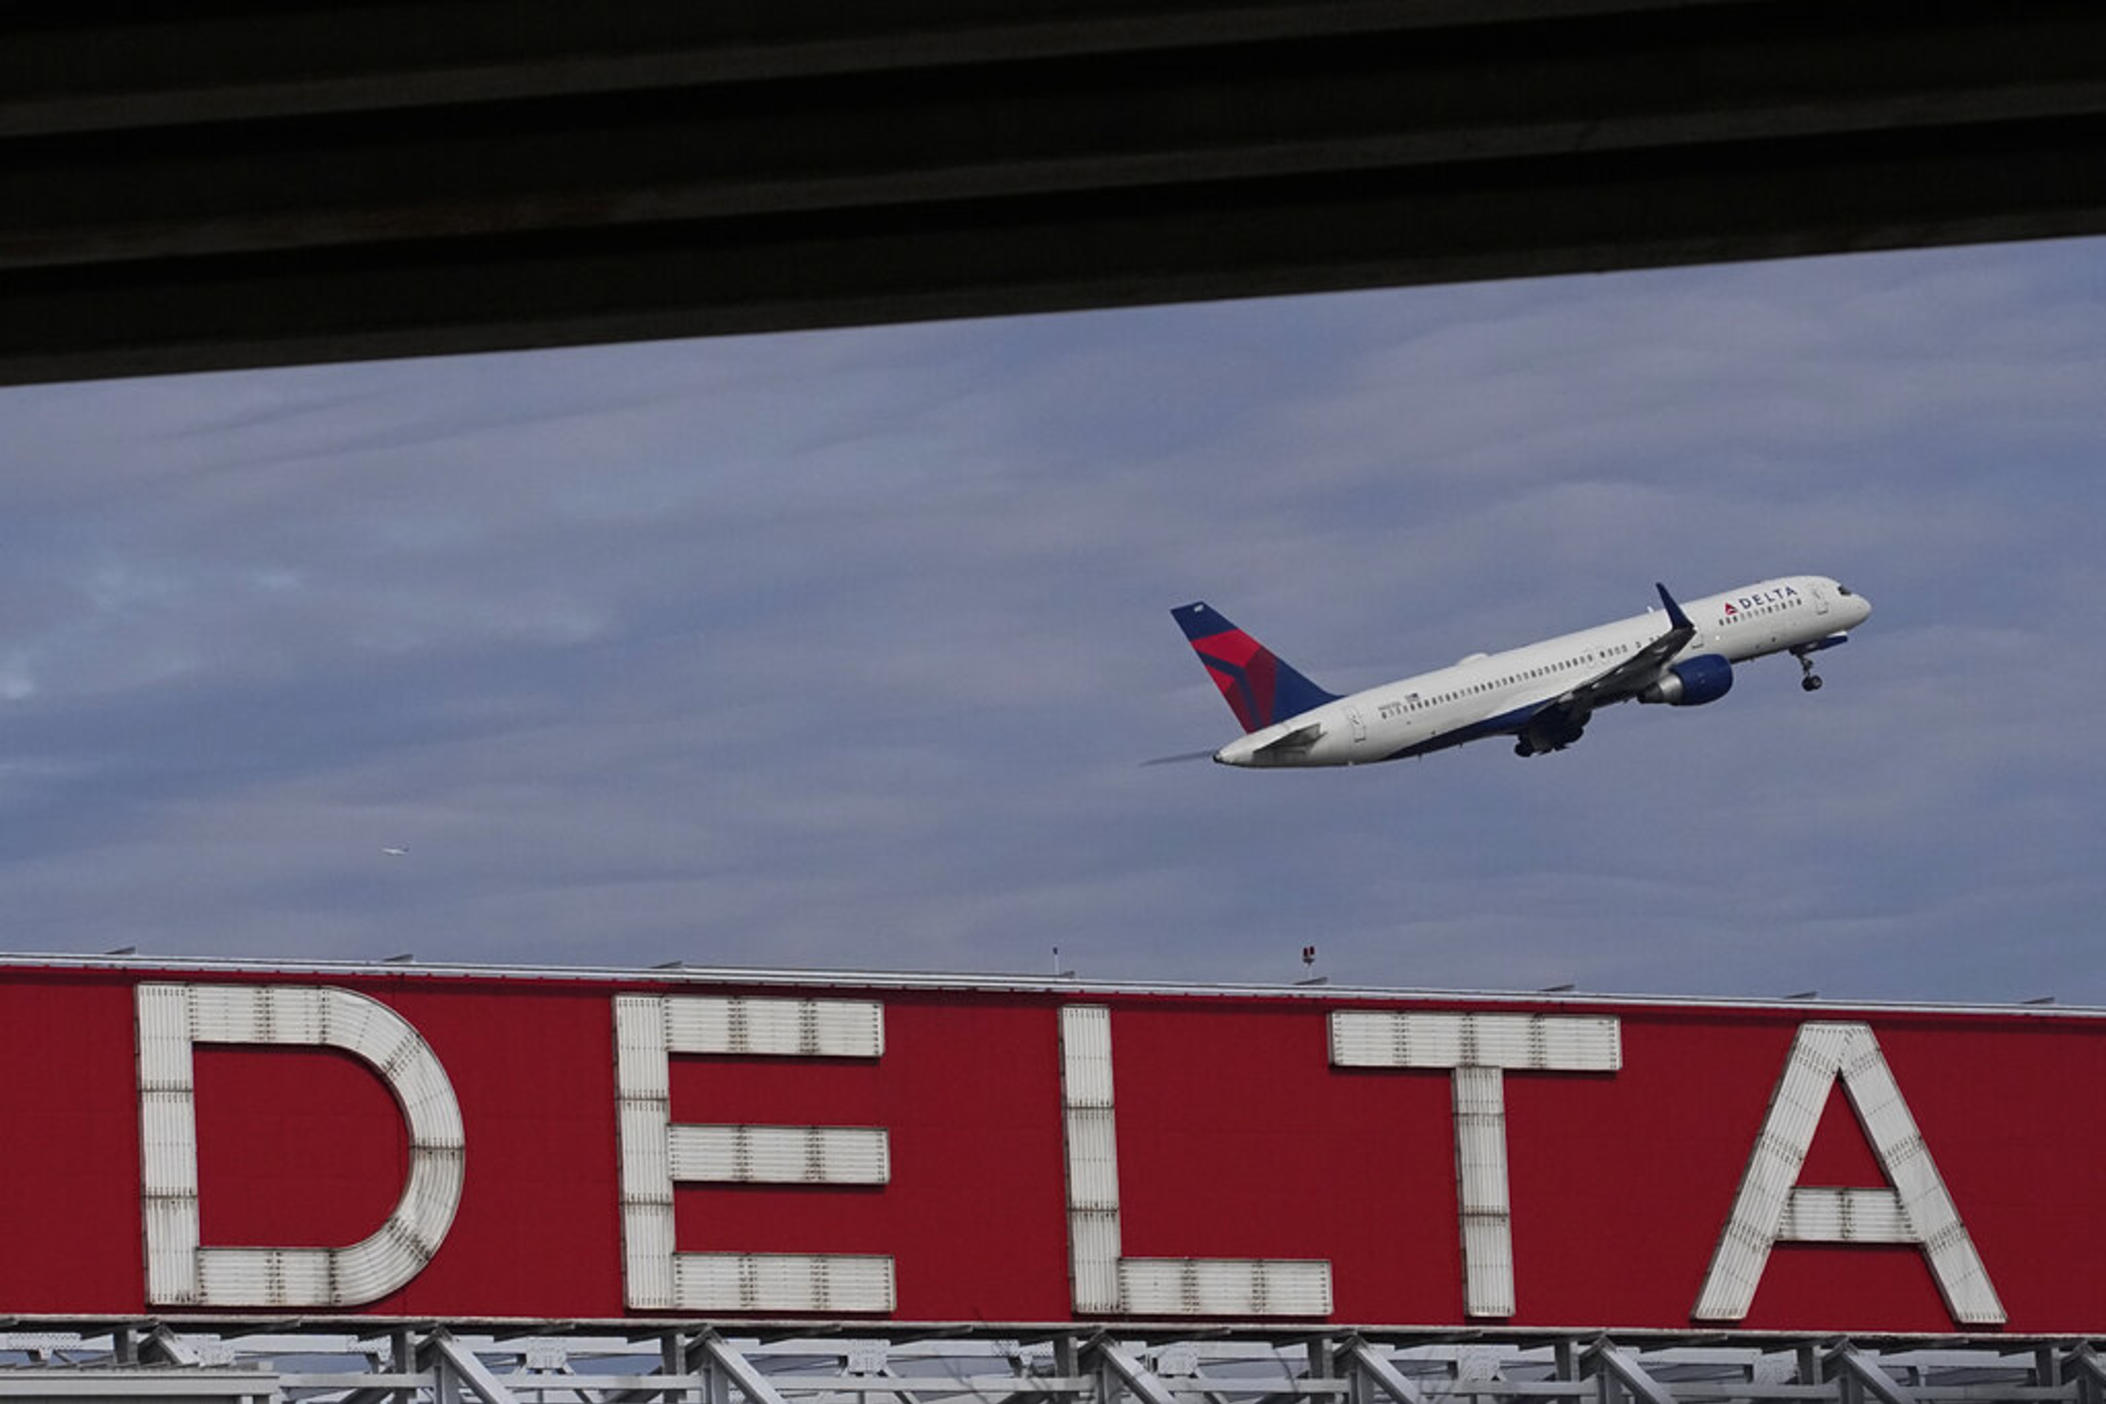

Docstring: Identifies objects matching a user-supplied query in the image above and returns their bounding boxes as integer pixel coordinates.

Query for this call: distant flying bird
[1170,575,1869,767]
[381,846,408,857]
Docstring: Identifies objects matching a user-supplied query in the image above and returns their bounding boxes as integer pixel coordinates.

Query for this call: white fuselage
[1216,575,1872,767]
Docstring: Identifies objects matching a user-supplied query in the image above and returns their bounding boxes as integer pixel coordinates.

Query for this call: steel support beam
[1829,1346,1919,1404]
[879,1365,934,1404]
[431,1330,523,1403]
[11,1326,2106,1404]
[0,1370,280,1399]
[606,1332,714,1404]
[1588,1343,1679,1404]
[1342,1338,1427,1404]
[665,1333,691,1404]
[1090,1339,1183,1404]
[142,1324,201,1367]
[701,1332,799,1404]
[2066,1348,2106,1404]
[343,1331,438,1404]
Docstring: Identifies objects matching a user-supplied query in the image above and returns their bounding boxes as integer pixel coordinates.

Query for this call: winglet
[1655,582,1693,631]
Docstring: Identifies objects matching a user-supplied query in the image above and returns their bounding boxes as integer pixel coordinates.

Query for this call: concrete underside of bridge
[4,1,2106,385]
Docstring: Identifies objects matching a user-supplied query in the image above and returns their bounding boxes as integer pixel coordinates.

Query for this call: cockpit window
[1837,584,1854,596]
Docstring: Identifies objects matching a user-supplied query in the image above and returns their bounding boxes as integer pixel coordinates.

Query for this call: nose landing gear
[1794,648,1824,692]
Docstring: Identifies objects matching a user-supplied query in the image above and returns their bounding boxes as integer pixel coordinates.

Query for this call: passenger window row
[1398,640,1636,712]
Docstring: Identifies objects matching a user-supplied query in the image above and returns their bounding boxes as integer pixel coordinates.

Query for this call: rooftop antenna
[1294,944,1327,986]
[1052,946,1074,979]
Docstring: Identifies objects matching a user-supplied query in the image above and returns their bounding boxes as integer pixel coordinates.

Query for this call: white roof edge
[0,949,2096,1020]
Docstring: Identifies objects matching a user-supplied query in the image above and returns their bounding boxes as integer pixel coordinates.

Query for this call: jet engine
[1637,654,1734,706]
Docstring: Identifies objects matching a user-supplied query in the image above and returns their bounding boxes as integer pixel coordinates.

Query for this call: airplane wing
[1557,582,1698,713]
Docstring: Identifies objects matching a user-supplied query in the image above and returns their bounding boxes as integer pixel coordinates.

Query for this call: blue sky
[4,238,2104,1001]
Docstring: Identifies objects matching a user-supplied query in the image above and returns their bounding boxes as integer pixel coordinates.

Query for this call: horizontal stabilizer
[1251,721,1324,756]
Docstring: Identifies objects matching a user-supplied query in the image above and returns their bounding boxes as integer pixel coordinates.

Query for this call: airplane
[1171,576,1870,767]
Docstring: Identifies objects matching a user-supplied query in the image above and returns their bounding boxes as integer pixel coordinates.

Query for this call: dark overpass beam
[7,6,2106,270]
[6,112,2102,387]
[0,1,1760,137]
[2,1,2104,384]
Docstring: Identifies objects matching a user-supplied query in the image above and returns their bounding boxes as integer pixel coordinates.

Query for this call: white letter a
[1694,1021,2002,1325]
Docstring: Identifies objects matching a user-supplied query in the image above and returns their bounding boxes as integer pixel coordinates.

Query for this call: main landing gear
[1515,710,1588,757]
[1794,648,1824,693]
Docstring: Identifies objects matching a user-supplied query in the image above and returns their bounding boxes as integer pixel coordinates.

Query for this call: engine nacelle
[1638,654,1734,706]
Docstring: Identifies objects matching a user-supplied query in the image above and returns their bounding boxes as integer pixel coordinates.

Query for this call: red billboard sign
[1,960,2100,1331]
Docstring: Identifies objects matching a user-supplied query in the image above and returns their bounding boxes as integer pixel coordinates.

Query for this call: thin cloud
[1,238,2103,1000]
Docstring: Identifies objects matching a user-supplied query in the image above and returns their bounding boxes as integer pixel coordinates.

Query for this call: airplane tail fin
[1172,602,1339,733]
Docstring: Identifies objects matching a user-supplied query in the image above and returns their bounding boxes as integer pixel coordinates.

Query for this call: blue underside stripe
[1378,699,1551,762]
